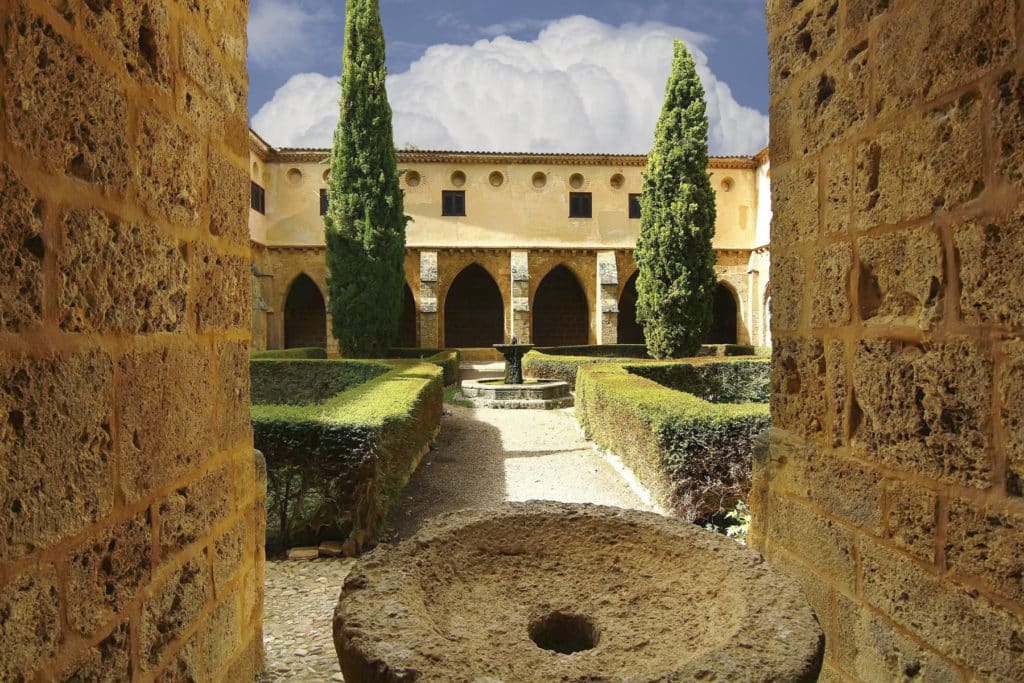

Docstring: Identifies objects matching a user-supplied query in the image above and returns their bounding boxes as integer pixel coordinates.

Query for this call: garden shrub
[250,347,328,360]
[389,348,461,386]
[576,360,770,522]
[251,359,443,554]
[250,359,390,406]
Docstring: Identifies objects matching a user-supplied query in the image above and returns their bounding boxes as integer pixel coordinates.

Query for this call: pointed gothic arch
[533,265,589,347]
[444,264,505,347]
[283,273,327,349]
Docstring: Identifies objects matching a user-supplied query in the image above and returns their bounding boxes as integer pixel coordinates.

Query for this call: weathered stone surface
[181,24,243,114]
[419,251,439,283]
[1003,340,1024,495]
[994,70,1024,192]
[823,147,851,235]
[155,633,201,682]
[770,162,817,246]
[771,338,826,439]
[135,109,205,228]
[0,352,114,561]
[158,464,233,559]
[118,345,213,502]
[217,340,252,450]
[67,512,152,637]
[76,0,172,89]
[0,564,61,681]
[860,537,1024,679]
[852,339,992,486]
[846,0,895,27]
[0,162,44,332]
[287,547,319,561]
[193,242,250,331]
[857,225,944,329]
[141,554,211,670]
[825,339,847,447]
[214,517,247,586]
[208,150,249,246]
[885,480,938,563]
[5,4,130,191]
[769,0,841,91]
[203,591,242,679]
[946,499,1024,603]
[59,208,188,333]
[875,0,1015,117]
[335,503,824,681]
[854,130,902,230]
[955,211,1024,329]
[59,621,132,682]
[810,242,852,328]
[794,42,869,155]
[769,253,805,332]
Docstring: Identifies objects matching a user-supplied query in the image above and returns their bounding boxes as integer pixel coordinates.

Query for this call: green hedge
[389,348,461,386]
[251,359,443,554]
[538,344,652,358]
[250,347,328,360]
[250,359,390,406]
[576,359,770,522]
[627,359,770,404]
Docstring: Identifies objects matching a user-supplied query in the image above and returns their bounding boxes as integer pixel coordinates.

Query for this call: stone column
[596,251,619,345]
[419,251,440,348]
[510,251,531,343]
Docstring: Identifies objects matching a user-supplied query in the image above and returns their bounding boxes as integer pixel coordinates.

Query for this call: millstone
[333,502,824,682]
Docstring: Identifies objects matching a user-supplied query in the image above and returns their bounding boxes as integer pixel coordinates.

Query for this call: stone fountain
[459,337,573,409]
[333,503,825,682]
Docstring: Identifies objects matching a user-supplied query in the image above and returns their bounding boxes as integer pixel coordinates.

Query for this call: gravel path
[261,380,650,681]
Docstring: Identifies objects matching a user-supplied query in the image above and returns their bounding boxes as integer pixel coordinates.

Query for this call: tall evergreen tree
[325,0,407,357]
[635,41,718,359]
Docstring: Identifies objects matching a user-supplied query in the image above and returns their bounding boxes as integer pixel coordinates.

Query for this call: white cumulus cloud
[251,15,768,155]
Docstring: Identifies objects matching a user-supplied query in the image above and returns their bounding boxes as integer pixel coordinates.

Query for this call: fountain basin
[334,503,824,682]
[460,378,573,409]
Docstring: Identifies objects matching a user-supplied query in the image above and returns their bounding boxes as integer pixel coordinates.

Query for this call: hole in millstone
[529,612,599,654]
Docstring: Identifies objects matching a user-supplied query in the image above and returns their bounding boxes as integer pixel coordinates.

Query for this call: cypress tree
[635,40,718,359]
[325,0,407,357]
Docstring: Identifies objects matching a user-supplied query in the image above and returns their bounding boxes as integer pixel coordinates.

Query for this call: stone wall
[753,1,1024,680]
[0,1,264,680]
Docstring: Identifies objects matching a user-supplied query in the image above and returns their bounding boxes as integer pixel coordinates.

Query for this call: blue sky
[247,0,770,155]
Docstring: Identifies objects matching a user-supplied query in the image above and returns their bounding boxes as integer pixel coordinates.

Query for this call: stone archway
[398,284,417,348]
[617,271,645,345]
[705,282,738,345]
[284,274,327,349]
[533,265,589,347]
[444,264,505,348]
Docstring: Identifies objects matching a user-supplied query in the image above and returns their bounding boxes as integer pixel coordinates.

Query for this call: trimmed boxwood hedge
[525,345,759,389]
[576,359,770,522]
[251,359,443,555]
[250,347,329,360]
[389,348,461,386]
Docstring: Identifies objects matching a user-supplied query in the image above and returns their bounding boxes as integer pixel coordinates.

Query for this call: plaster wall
[0,1,264,679]
[753,0,1024,680]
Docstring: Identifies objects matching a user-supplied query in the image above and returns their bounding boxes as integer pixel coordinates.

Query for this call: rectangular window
[320,188,329,216]
[442,190,466,217]
[569,192,593,219]
[250,181,266,215]
[629,193,642,219]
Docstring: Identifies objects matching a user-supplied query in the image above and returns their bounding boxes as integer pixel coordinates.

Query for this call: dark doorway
[533,265,589,347]
[284,274,327,349]
[705,283,739,344]
[398,284,417,348]
[444,264,505,347]
[617,271,645,345]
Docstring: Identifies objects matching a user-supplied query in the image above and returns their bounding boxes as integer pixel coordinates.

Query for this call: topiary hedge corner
[389,348,461,386]
[251,359,444,555]
[575,358,770,522]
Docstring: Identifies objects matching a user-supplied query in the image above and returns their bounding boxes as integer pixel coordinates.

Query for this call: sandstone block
[769,253,805,332]
[794,43,869,155]
[213,517,247,587]
[203,590,241,679]
[770,162,818,246]
[0,352,114,561]
[6,4,130,191]
[768,0,841,92]
[994,70,1024,192]
[181,25,242,114]
[860,537,1024,678]
[59,621,132,682]
[768,97,792,165]
[854,131,902,230]
[0,162,44,332]
[287,547,319,561]
[771,337,826,439]
[955,211,1024,329]
[0,565,61,681]
[158,463,233,560]
[823,148,851,235]
[155,632,201,682]
[66,512,151,638]
[810,242,852,328]
[178,82,226,142]
[875,0,1015,118]
[207,151,249,247]
[825,339,847,447]
[846,0,895,27]
[135,109,205,228]
[59,208,188,334]
[193,242,250,331]
[760,543,834,640]
[1002,340,1024,495]
[118,345,213,502]
[885,480,938,563]
[224,632,266,683]
[217,340,252,450]
[857,225,944,329]
[76,0,171,90]
[946,499,1024,603]
[141,554,211,670]
[852,338,992,486]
